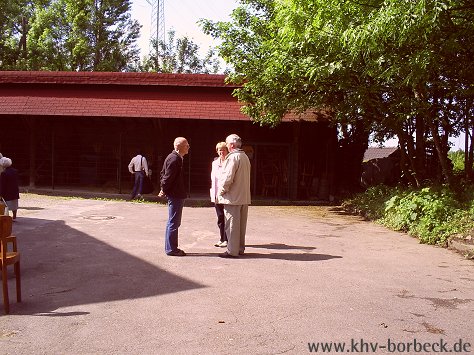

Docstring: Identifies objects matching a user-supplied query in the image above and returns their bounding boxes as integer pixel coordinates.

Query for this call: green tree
[342,0,474,186]
[140,29,222,73]
[202,0,474,188]
[201,0,375,189]
[0,0,42,69]
[1,0,140,71]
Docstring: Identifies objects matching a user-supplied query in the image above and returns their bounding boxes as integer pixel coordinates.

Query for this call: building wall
[0,115,333,199]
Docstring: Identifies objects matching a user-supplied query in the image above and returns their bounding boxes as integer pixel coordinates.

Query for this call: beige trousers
[223,204,248,256]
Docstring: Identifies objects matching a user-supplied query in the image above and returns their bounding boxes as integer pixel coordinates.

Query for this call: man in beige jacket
[217,134,251,258]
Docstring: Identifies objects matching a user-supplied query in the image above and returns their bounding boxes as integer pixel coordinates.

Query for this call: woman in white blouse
[210,142,229,247]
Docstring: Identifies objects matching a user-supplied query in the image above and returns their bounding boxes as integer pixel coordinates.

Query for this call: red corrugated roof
[0,96,247,120]
[0,71,328,122]
[0,71,248,120]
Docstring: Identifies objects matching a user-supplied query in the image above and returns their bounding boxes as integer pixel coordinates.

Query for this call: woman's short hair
[216,142,228,152]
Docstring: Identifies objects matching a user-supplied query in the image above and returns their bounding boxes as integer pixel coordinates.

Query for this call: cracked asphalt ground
[1,194,473,354]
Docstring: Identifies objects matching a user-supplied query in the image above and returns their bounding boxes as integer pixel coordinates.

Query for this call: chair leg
[2,267,9,315]
[15,262,21,303]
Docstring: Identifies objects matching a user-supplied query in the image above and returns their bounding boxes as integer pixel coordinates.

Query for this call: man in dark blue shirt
[159,137,190,256]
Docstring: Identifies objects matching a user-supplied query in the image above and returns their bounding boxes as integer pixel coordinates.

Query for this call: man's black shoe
[218,252,237,258]
[167,249,186,256]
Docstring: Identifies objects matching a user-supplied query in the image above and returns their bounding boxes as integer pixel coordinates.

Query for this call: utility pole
[146,0,165,69]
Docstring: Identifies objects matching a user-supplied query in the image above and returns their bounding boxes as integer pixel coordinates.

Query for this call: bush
[343,184,474,245]
[382,187,463,245]
[449,149,466,173]
[341,185,396,220]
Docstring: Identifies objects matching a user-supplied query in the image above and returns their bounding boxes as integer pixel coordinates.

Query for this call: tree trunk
[397,125,420,186]
[465,100,473,179]
[18,16,28,62]
[413,85,453,186]
[469,123,474,180]
[415,114,426,181]
[427,118,453,187]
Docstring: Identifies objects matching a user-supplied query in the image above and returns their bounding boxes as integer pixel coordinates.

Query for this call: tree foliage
[0,0,40,69]
[202,0,474,187]
[1,0,140,71]
[1,1,225,73]
[139,29,223,74]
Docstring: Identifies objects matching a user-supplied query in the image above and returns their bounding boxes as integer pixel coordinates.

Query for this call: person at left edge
[159,137,190,256]
[0,157,20,220]
[128,149,149,200]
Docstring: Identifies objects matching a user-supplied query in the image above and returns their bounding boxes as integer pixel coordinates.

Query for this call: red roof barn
[0,71,337,200]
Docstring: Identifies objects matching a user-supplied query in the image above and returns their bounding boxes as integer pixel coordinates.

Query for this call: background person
[0,152,3,194]
[217,134,251,258]
[210,142,229,247]
[128,149,149,200]
[0,157,20,220]
[159,137,190,256]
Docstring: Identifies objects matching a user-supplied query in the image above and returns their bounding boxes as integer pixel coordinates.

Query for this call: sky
[131,0,238,56]
[371,135,465,151]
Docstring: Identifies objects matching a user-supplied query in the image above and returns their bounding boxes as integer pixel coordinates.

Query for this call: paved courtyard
[1,194,473,354]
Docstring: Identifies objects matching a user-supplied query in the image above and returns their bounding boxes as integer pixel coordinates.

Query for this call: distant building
[363,147,398,162]
[361,147,400,187]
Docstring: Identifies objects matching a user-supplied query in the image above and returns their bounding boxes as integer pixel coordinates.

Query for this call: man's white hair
[0,157,12,168]
[226,134,242,148]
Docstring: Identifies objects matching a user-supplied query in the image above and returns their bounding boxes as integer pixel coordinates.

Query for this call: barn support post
[289,123,300,200]
[51,129,55,190]
[118,131,123,194]
[28,118,36,188]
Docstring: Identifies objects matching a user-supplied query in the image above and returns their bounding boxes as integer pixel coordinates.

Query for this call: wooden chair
[0,215,21,314]
[299,164,315,199]
[261,164,279,197]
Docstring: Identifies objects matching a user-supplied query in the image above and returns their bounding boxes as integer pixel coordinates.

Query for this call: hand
[158,190,165,198]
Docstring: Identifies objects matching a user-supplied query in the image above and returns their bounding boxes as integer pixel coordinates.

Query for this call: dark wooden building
[0,71,337,200]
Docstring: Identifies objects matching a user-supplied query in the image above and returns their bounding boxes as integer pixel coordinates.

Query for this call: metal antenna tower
[146,0,165,54]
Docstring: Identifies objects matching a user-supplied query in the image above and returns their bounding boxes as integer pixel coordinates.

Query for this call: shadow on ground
[247,243,316,251]
[7,217,205,316]
[186,251,341,262]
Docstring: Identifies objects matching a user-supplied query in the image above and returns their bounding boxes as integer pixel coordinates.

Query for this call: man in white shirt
[128,150,149,200]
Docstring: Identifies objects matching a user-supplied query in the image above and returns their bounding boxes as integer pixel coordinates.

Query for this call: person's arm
[210,158,218,184]
[160,157,179,195]
[128,157,135,174]
[143,157,149,176]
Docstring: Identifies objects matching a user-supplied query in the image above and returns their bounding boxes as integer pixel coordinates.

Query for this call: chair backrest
[0,215,13,240]
[0,215,13,260]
